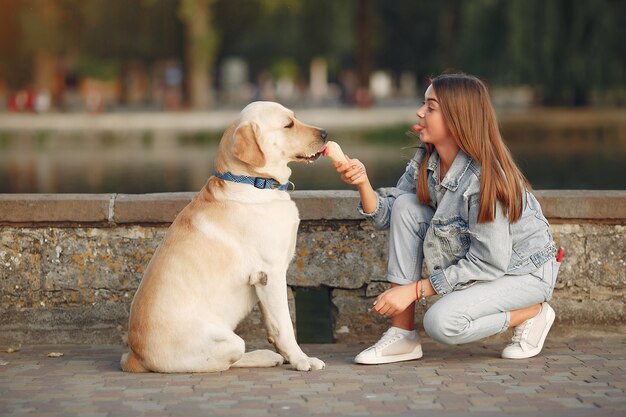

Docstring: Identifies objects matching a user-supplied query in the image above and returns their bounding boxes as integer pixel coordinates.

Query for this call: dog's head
[215,101,327,185]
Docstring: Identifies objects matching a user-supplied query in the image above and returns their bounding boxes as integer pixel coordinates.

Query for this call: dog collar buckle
[254,178,280,190]
[215,172,290,191]
[254,177,270,189]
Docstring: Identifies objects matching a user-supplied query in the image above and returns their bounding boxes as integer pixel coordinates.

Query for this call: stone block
[292,190,362,220]
[331,288,385,344]
[550,224,589,291]
[0,229,44,308]
[536,190,626,220]
[550,294,626,326]
[0,194,111,223]
[0,303,129,345]
[114,193,194,223]
[288,222,388,289]
[585,226,625,288]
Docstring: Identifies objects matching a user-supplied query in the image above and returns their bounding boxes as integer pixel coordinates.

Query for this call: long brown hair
[417,73,530,223]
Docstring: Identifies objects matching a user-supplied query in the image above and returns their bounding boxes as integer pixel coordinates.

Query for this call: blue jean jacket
[360,145,556,295]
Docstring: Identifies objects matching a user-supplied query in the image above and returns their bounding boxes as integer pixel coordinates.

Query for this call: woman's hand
[372,283,417,317]
[334,158,369,187]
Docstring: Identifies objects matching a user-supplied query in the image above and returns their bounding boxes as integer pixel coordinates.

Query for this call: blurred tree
[507,0,625,105]
[179,0,218,109]
[356,0,373,93]
[455,0,510,83]
[375,0,442,89]
[214,0,354,86]
[80,0,181,62]
[437,0,461,70]
[1,0,624,108]
[0,0,24,87]
[12,0,84,103]
[375,0,624,106]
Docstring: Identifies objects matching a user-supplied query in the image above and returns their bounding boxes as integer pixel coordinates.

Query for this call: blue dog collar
[214,172,291,191]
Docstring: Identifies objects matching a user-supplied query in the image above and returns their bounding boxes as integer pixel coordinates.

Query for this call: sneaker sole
[354,344,423,365]
[502,305,556,359]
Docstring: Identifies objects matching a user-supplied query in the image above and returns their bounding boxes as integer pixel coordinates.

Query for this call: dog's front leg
[253,272,325,371]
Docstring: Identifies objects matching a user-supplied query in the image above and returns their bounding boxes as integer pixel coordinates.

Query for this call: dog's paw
[269,351,286,366]
[308,357,325,370]
[291,356,326,371]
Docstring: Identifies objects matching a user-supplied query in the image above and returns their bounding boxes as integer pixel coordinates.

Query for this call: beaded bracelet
[415,280,427,307]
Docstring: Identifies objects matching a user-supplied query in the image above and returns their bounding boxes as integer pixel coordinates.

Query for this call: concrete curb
[1,190,625,225]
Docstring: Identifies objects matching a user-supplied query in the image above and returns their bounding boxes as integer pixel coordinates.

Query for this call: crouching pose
[330,73,560,364]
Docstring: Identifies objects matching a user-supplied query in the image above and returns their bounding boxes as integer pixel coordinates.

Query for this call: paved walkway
[1,331,625,417]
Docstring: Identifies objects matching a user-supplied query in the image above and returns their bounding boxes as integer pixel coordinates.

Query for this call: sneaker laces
[509,317,534,345]
[371,329,404,351]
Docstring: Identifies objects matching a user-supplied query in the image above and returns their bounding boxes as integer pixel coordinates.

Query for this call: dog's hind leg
[231,349,284,368]
[121,350,150,373]
[152,326,248,373]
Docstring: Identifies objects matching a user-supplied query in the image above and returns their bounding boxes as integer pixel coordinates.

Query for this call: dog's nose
[319,129,328,141]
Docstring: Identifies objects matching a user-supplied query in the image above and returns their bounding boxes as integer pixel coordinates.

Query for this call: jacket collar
[427,149,473,192]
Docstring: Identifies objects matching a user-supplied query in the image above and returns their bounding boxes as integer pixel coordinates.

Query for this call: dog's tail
[120,349,150,373]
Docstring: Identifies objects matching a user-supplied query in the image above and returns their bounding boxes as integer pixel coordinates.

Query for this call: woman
[332,73,560,364]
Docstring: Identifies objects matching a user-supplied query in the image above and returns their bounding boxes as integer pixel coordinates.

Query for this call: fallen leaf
[6,346,21,353]
[47,352,64,358]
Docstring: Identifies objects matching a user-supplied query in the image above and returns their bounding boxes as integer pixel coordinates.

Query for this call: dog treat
[322,141,348,163]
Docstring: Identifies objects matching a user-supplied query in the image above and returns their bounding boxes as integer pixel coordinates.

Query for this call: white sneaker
[354,327,423,364]
[502,303,556,359]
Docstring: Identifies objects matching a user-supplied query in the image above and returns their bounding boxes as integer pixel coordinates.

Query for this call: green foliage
[178,0,219,66]
[214,0,354,81]
[503,0,625,105]
[1,0,623,106]
[75,57,120,81]
[271,58,300,80]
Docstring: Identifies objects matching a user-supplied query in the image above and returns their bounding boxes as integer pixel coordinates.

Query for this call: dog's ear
[233,122,266,167]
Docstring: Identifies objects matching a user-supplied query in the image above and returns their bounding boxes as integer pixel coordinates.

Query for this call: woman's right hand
[334,158,369,187]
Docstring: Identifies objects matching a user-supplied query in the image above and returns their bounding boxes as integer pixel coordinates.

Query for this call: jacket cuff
[358,195,382,219]
[429,269,454,295]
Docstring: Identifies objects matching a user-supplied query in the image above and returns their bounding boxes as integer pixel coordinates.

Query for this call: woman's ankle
[509,303,542,328]
[390,302,416,331]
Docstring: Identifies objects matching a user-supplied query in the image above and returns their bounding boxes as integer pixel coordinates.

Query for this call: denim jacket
[360,145,556,295]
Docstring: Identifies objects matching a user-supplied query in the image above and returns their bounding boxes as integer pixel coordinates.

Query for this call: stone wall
[1,190,625,346]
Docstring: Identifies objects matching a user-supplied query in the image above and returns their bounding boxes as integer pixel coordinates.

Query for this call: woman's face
[413,84,454,148]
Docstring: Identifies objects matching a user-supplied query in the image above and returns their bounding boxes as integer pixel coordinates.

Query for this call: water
[1,109,624,193]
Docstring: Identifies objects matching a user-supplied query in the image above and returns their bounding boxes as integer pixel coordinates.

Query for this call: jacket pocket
[432,217,471,257]
[510,208,551,267]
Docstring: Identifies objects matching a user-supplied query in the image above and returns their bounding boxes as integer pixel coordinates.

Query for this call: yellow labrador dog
[121,101,327,373]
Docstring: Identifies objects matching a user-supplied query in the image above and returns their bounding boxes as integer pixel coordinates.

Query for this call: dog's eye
[284,120,294,128]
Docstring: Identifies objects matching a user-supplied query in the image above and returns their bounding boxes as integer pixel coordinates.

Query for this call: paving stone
[0,334,625,416]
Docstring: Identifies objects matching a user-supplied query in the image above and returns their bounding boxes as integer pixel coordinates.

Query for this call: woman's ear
[232,122,266,167]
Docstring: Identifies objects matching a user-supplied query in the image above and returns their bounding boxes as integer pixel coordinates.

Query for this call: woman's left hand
[372,283,417,317]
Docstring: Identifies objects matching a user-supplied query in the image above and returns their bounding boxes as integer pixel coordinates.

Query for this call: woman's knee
[423,306,471,345]
[391,194,433,230]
